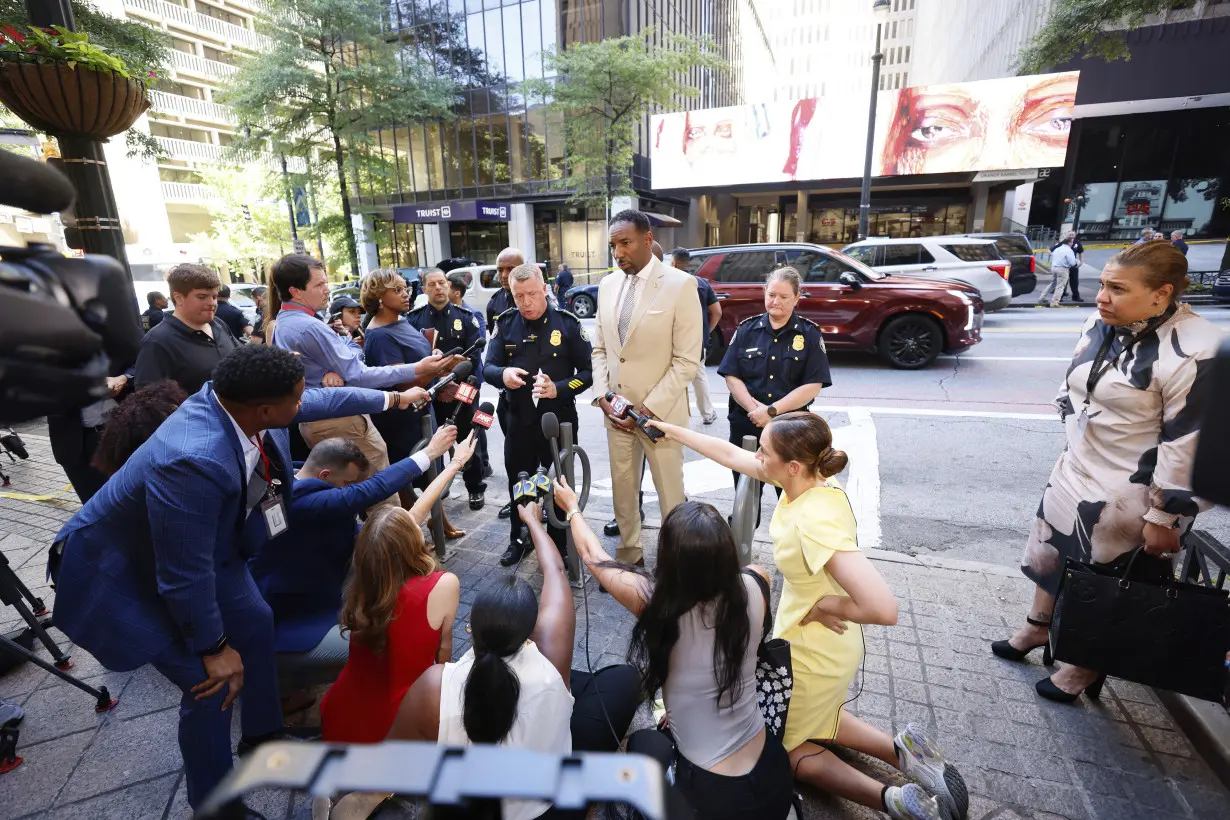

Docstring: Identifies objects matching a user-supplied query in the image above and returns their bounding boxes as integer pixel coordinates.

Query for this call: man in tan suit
[592,210,702,565]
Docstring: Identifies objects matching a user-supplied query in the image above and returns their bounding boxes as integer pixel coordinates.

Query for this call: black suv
[963,233,1038,296]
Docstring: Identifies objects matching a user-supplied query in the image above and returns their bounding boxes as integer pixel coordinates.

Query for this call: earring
[1152,301,1159,307]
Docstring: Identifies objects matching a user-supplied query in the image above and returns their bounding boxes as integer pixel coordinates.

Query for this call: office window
[894,73,900,89]
[903,72,909,87]
[891,21,897,37]
[905,45,911,62]
[893,0,899,9]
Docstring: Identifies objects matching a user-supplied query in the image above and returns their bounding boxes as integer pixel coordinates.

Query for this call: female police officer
[717,266,832,523]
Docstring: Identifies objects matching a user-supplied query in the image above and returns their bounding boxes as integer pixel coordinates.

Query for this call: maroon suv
[691,243,983,369]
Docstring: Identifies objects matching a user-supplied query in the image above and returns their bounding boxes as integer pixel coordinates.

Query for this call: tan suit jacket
[591,258,702,562]
[591,258,703,426]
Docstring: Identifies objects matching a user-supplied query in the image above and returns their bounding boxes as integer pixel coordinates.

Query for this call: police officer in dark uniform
[483,263,592,566]
[142,291,169,333]
[718,266,832,522]
[407,268,488,509]
[485,247,522,332]
[449,273,493,481]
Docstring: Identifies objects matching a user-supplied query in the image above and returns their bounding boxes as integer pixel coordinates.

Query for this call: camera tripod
[0,549,118,773]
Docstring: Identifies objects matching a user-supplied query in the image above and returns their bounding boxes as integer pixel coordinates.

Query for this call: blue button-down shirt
[273,305,418,388]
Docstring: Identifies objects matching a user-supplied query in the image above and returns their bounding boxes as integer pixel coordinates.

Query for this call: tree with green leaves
[522,30,725,210]
[0,0,167,159]
[188,164,294,274]
[220,0,455,274]
[1016,0,1196,74]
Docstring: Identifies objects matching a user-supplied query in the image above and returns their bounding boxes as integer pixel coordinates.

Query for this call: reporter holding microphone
[483,263,592,566]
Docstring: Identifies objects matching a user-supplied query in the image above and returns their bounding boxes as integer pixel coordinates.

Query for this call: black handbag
[743,569,794,740]
[1050,548,1230,703]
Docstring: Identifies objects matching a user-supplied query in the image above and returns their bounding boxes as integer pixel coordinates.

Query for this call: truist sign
[393,200,511,223]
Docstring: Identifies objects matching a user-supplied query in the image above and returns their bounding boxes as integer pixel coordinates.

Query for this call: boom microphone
[412,360,473,410]
[0,150,76,214]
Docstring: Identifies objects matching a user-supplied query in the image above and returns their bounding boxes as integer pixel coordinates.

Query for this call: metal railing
[168,49,237,80]
[124,0,270,51]
[160,181,220,202]
[149,90,236,124]
[730,435,760,566]
[1181,531,1229,591]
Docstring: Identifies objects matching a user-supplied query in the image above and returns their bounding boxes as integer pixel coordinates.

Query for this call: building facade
[352,0,768,278]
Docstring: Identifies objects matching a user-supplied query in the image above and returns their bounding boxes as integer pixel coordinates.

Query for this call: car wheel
[572,293,595,318]
[879,314,942,369]
[705,327,727,366]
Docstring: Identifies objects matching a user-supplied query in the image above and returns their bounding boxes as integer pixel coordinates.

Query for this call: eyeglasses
[387,287,409,296]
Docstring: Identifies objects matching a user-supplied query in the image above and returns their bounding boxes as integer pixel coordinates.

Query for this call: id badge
[261,493,289,538]
[1075,407,1089,439]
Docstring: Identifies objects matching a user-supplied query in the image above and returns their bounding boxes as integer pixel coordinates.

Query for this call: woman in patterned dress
[991,241,1222,702]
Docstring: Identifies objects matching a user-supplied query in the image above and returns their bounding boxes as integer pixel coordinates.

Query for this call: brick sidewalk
[0,432,1227,819]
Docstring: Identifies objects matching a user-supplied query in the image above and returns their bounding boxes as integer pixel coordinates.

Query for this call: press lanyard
[279,302,317,317]
[253,435,273,484]
[1083,306,1174,405]
[252,435,288,538]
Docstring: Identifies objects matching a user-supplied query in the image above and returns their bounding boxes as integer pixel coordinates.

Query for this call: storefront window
[448,221,510,263]
[1162,178,1221,237]
[1111,180,1166,239]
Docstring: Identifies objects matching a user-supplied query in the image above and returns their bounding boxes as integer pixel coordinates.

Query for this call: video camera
[0,151,142,424]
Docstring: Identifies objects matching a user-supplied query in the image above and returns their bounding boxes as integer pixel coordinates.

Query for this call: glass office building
[354,0,759,276]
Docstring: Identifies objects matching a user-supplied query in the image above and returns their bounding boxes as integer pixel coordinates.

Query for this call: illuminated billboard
[649,72,1079,189]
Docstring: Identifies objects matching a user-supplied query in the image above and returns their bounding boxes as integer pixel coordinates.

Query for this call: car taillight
[1029,255,1036,274]
[989,264,1010,280]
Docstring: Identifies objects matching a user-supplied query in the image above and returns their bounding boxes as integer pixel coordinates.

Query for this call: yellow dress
[770,481,865,751]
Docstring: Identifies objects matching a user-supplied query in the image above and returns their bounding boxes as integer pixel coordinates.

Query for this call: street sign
[292,238,306,254]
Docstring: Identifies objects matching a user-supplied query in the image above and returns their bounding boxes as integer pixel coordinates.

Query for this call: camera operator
[49,345,430,815]
[482,263,592,566]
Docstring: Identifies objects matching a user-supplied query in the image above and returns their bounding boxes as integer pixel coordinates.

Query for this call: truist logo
[416,205,450,219]
[480,204,507,219]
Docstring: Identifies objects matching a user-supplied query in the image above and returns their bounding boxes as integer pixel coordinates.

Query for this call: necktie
[617,275,638,345]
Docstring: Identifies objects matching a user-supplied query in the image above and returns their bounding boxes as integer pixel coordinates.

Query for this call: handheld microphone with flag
[445,376,480,426]
[603,392,665,442]
[470,401,495,430]
[412,360,473,410]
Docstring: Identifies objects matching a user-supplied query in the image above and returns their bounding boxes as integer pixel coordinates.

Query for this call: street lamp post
[857,0,891,241]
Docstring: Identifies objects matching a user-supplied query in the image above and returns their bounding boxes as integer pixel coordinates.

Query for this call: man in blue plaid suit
[52,345,427,812]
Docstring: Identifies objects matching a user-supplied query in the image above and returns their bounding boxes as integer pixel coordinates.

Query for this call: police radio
[603,392,665,442]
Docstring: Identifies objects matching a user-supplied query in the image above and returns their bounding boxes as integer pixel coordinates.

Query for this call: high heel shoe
[1035,672,1106,703]
[990,616,1053,665]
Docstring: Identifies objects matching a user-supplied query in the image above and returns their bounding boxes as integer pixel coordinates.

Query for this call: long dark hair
[628,501,750,708]
[463,575,538,744]
[91,381,187,475]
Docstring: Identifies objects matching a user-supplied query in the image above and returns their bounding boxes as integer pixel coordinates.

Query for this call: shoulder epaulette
[798,316,821,331]
[496,307,519,322]
[556,308,582,324]
[738,313,764,327]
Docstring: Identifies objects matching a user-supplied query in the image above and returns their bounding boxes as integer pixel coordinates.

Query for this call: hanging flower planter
[0,25,150,141]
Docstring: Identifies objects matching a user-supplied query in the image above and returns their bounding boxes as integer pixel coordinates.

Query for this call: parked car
[841,237,1013,312]
[688,243,983,369]
[564,282,601,318]
[1215,271,1230,303]
[963,232,1038,296]
[448,262,551,314]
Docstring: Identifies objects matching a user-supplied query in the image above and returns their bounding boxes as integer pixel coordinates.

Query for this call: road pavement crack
[937,354,962,401]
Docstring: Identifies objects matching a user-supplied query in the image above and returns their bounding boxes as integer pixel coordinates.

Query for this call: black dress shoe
[498,502,513,519]
[603,518,620,536]
[469,490,485,510]
[499,540,527,567]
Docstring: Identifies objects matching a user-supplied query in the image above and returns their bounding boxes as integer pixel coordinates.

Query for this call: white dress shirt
[214,393,265,483]
[614,257,654,321]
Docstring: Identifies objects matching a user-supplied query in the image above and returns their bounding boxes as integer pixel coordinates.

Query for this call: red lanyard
[279,302,317,317]
[253,435,272,483]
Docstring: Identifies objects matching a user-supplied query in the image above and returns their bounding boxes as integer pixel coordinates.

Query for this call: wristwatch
[766,405,779,418]
[199,634,229,657]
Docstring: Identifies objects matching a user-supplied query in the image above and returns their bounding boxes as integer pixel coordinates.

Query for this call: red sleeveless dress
[321,571,444,742]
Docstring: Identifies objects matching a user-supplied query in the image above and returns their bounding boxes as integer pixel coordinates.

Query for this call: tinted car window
[994,236,1032,256]
[940,243,1000,262]
[881,244,923,266]
[843,246,877,266]
[479,268,500,289]
[713,250,776,283]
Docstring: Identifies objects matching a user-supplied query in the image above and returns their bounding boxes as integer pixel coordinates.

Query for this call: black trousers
[433,398,485,493]
[627,727,794,820]
[504,412,573,554]
[1068,265,1082,301]
[57,425,108,504]
[727,413,781,526]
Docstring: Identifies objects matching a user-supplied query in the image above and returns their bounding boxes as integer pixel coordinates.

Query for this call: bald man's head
[495,247,524,291]
[651,241,664,261]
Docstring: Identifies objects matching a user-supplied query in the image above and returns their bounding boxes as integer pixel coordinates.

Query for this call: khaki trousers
[298,414,396,510]
[606,425,686,565]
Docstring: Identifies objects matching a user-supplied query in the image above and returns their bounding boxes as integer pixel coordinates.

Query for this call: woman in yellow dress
[648,412,967,820]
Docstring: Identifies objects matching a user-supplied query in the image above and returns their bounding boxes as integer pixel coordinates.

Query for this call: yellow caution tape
[0,484,75,502]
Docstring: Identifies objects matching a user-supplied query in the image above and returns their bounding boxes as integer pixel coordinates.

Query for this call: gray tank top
[663,574,765,769]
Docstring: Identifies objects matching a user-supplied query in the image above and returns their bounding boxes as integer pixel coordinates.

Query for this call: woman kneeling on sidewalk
[648,413,968,820]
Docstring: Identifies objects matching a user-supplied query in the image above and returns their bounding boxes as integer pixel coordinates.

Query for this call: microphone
[603,392,665,442]
[541,412,566,480]
[470,401,495,430]
[445,376,479,425]
[0,150,76,214]
[532,468,551,498]
[513,471,535,508]
[413,360,473,410]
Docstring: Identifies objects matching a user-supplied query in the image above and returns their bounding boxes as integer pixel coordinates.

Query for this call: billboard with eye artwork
[649,72,1079,189]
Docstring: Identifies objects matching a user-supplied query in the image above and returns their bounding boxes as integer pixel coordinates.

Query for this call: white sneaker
[702,412,718,425]
[895,724,968,820]
[884,784,942,820]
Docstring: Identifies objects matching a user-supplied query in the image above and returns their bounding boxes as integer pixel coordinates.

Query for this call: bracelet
[565,508,582,524]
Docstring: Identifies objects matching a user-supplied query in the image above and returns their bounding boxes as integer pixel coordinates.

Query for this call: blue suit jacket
[52,383,388,672]
[247,455,424,653]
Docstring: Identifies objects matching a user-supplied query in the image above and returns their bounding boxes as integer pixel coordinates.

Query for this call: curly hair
[211,345,305,404]
[91,381,188,476]
[359,268,406,315]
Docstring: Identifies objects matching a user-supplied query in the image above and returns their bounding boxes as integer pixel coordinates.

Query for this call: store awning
[643,211,682,227]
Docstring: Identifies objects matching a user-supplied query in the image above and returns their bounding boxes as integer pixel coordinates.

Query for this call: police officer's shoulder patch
[471,315,481,329]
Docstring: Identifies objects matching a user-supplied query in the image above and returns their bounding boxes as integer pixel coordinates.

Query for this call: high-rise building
[909,0,1053,87]
[351,0,770,277]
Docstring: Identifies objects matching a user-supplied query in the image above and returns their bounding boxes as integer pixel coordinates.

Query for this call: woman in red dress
[320,436,472,742]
